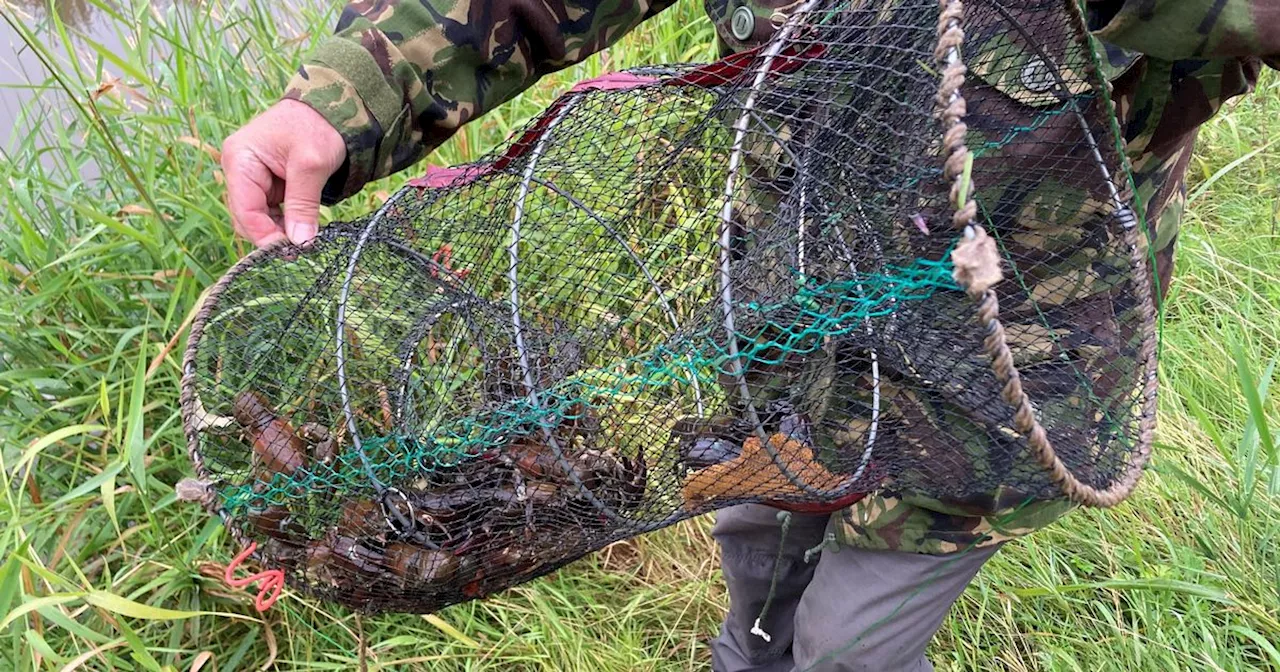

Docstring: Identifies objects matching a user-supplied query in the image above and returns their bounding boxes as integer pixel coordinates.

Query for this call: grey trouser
[710,504,1001,672]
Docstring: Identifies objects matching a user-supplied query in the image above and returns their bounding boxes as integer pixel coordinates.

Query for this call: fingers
[282,151,332,246]
[220,100,347,249]
[224,144,287,247]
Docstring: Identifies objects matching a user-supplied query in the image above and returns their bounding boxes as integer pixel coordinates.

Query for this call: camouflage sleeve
[284,0,678,204]
[1091,0,1280,64]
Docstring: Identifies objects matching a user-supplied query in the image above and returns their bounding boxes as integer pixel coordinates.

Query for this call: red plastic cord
[223,542,285,613]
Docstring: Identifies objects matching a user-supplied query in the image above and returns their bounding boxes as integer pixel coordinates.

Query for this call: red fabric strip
[405,45,823,189]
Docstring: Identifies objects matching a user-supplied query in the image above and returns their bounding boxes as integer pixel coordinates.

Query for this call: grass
[0,0,1277,669]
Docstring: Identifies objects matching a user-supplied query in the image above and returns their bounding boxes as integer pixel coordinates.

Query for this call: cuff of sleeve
[283,37,407,203]
[310,37,405,133]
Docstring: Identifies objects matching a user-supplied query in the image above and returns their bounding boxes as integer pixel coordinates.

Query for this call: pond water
[0,0,315,155]
[2,0,128,150]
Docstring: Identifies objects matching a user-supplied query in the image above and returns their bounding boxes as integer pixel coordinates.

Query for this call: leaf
[83,591,207,621]
[1235,348,1277,514]
[1188,137,1279,203]
[102,472,121,536]
[117,204,172,221]
[1228,625,1280,669]
[68,202,158,253]
[15,425,107,475]
[24,628,59,665]
[421,614,481,648]
[124,339,149,493]
[99,378,111,421]
[90,75,121,101]
[111,615,163,672]
[59,640,126,672]
[0,554,24,628]
[117,204,155,217]
[1182,392,1230,467]
[955,151,974,209]
[76,33,154,85]
[0,594,83,630]
[1012,578,1231,603]
[1152,457,1233,514]
[147,285,213,380]
[28,605,114,645]
[48,461,125,510]
[371,635,421,650]
[13,555,72,590]
[176,136,221,162]
[188,651,215,672]
[1247,357,1277,464]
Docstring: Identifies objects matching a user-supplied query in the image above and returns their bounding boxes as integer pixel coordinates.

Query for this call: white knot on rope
[751,618,773,642]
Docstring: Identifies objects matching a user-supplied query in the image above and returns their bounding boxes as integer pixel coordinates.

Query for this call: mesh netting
[181,0,1157,613]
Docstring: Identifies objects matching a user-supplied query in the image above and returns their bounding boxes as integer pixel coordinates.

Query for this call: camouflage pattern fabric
[283,0,1279,554]
[283,0,678,203]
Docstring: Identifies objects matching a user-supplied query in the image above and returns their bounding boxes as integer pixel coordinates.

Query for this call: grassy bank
[1,1,1277,670]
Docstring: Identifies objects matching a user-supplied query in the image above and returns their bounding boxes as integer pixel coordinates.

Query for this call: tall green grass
[0,1,1276,669]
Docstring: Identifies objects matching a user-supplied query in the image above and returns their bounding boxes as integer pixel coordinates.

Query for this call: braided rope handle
[180,242,292,548]
[933,0,1159,507]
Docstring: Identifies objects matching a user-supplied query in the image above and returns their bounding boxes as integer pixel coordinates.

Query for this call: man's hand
[221,100,346,247]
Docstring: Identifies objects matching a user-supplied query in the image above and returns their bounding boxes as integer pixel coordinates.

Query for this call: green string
[220,248,961,513]
[1074,0,1164,352]
[803,532,839,563]
[751,509,794,643]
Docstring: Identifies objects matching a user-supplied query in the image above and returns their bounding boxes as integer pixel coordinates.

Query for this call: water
[1,0,124,151]
[0,0,316,158]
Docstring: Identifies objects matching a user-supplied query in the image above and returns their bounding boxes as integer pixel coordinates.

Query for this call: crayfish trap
[182,0,1158,613]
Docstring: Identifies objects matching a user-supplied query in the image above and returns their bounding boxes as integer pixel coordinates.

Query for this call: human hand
[221,99,346,247]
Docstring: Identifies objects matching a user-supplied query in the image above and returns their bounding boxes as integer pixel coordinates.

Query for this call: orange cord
[223,542,285,613]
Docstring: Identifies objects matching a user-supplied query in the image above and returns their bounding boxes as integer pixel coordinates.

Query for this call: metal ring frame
[182,1,1154,577]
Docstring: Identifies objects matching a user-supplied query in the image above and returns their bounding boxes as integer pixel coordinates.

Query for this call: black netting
[181,0,1156,613]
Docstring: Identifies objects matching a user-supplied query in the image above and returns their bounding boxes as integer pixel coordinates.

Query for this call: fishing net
[181,0,1157,613]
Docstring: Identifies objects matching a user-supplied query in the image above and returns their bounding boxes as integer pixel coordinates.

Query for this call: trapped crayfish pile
[181,0,1158,613]
[221,390,644,606]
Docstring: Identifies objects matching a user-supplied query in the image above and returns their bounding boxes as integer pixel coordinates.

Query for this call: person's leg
[709,504,831,672]
[791,543,1002,672]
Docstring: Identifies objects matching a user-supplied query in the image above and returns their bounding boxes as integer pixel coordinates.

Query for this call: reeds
[0,0,1276,668]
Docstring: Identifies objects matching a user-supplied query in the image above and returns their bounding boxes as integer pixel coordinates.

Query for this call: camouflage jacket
[284,0,1279,554]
